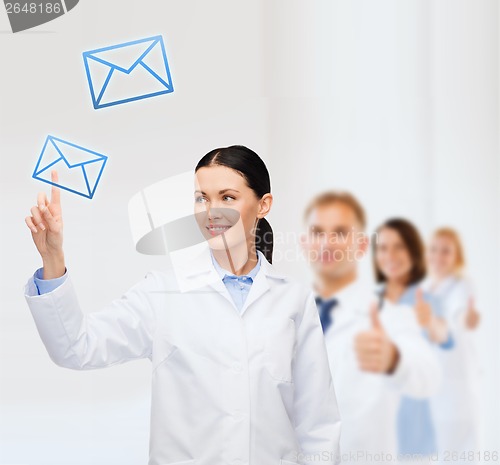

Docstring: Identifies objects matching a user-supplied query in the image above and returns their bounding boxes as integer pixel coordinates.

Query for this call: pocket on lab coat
[152,338,178,373]
[264,317,296,383]
[280,459,300,465]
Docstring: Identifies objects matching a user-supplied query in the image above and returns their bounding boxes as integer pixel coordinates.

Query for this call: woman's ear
[257,193,273,219]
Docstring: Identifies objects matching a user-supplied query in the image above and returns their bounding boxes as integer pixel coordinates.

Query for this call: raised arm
[24,170,158,370]
[24,271,158,370]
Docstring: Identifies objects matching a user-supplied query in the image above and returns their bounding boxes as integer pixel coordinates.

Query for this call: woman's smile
[206,223,232,236]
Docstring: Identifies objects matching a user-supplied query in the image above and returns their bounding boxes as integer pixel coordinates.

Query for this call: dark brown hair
[303,191,367,230]
[373,218,426,285]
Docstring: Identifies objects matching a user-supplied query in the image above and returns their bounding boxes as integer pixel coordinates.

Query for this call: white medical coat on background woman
[422,276,481,463]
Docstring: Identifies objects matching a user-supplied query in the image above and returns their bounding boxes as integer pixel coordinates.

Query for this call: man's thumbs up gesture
[355,302,400,374]
[465,297,481,330]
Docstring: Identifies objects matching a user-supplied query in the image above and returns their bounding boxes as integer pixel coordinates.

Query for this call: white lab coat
[422,276,481,463]
[319,281,442,465]
[24,248,341,465]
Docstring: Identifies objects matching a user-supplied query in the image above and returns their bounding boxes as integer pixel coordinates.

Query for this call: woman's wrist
[42,252,66,279]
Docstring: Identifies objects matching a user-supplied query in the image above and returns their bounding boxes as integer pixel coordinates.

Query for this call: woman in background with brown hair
[423,227,481,465]
[373,218,452,459]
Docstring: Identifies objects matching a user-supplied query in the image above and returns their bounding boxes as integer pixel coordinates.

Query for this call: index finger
[50,170,61,205]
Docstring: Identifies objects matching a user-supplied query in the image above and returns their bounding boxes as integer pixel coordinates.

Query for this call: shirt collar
[313,279,363,306]
[400,283,423,304]
[377,282,422,305]
[210,249,262,281]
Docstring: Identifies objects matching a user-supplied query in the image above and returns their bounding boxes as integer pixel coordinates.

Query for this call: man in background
[302,191,441,464]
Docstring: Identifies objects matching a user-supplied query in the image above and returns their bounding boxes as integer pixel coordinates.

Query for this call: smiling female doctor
[23,145,341,465]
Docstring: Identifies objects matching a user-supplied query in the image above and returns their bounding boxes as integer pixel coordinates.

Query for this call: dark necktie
[315,297,339,333]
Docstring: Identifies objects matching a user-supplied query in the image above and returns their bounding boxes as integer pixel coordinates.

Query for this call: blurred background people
[302,192,441,465]
[373,218,454,459]
[423,227,482,464]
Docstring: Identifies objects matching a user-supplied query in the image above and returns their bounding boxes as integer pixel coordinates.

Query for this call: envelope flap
[35,162,91,198]
[34,137,63,175]
[51,137,106,168]
[81,157,107,197]
[84,36,160,73]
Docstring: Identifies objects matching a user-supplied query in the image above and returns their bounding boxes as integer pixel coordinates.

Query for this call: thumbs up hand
[414,289,452,343]
[355,302,400,374]
[465,297,481,330]
[414,288,432,329]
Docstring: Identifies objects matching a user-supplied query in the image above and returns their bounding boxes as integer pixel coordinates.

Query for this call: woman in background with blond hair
[423,227,481,464]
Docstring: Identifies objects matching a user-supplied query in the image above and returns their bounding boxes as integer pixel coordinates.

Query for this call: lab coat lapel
[176,245,236,309]
[335,292,372,332]
[329,309,357,334]
[179,247,287,315]
[206,274,237,309]
[239,270,270,316]
[240,253,287,317]
[322,281,371,335]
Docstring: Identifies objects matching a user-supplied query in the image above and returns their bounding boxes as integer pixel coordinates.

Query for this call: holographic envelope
[83,35,174,109]
[32,135,107,199]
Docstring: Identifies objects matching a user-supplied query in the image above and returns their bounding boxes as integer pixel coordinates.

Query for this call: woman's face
[427,235,457,277]
[193,165,269,251]
[375,227,413,283]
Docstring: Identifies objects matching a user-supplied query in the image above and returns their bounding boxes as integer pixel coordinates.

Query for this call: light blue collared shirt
[210,250,261,312]
[33,267,68,295]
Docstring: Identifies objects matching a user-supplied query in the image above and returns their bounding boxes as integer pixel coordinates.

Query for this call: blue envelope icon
[83,35,174,109]
[32,136,108,199]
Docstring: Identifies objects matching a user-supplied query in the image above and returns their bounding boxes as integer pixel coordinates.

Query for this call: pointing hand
[25,170,65,279]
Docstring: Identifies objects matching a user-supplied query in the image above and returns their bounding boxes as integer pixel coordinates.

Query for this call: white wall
[0,0,498,463]
[262,0,499,449]
[430,0,499,448]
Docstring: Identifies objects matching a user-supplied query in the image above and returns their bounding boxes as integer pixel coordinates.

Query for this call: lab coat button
[232,361,243,372]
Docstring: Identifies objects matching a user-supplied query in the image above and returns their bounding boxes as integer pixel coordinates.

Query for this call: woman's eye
[223,195,235,201]
[195,196,207,203]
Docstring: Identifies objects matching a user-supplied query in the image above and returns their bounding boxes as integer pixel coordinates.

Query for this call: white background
[0,1,498,464]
